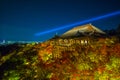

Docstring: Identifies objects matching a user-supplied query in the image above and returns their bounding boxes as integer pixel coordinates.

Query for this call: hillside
[0,37,120,80]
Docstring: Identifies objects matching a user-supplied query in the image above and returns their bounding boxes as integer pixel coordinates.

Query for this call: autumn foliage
[0,38,120,80]
[37,38,120,80]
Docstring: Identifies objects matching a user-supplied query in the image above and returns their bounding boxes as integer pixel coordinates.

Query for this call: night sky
[0,0,120,41]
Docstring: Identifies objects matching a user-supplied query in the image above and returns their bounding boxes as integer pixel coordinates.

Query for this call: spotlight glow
[35,11,120,36]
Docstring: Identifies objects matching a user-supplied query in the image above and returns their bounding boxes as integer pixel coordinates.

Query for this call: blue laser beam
[35,10,120,36]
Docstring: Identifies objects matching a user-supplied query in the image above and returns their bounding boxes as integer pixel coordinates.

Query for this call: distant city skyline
[0,40,42,45]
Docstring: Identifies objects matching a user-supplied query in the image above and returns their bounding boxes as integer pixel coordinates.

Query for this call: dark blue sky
[0,0,120,41]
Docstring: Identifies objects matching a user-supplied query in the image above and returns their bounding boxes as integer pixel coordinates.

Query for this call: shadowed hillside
[0,37,120,80]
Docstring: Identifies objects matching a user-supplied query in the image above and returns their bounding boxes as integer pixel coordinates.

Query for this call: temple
[61,23,106,38]
[45,24,115,46]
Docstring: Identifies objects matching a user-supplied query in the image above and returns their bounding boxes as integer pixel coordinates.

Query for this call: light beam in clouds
[35,10,120,36]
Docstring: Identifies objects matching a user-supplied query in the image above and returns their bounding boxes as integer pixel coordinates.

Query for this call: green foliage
[88,52,99,63]
[94,71,110,80]
[3,70,20,80]
[77,62,93,70]
[106,56,120,70]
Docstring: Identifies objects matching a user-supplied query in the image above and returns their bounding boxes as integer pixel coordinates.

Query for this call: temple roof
[61,24,105,38]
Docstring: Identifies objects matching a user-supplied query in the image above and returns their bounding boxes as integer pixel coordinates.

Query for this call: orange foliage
[100,44,107,55]
[71,73,80,80]
[114,44,120,53]
[41,43,47,47]
[97,67,105,74]
[46,45,53,53]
